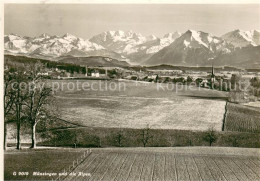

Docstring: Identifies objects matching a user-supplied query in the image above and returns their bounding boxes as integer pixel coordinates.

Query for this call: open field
[6,79,260,148]
[63,147,260,181]
[225,103,260,133]
[54,80,227,131]
[5,147,260,181]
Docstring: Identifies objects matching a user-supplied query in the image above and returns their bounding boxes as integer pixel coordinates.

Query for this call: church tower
[211,65,215,78]
[210,65,215,88]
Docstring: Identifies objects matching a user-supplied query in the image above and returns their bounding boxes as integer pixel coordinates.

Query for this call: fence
[53,149,92,181]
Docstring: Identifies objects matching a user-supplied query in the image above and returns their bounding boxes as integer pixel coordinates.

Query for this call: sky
[4,4,260,39]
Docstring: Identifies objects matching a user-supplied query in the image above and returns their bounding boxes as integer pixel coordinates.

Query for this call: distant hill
[146,64,242,72]
[62,49,127,62]
[4,55,86,74]
[58,56,130,67]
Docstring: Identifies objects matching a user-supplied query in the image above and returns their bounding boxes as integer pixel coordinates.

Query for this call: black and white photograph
[1,1,260,180]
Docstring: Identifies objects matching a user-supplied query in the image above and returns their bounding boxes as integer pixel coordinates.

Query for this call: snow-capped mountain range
[4,29,260,67]
[89,30,182,55]
[146,32,182,54]
[222,29,260,48]
[89,30,149,54]
[5,33,104,56]
[4,33,129,62]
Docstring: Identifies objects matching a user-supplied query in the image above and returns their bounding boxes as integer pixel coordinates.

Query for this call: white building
[91,72,100,77]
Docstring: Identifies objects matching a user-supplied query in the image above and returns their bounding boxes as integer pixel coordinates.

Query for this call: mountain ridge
[143,30,236,66]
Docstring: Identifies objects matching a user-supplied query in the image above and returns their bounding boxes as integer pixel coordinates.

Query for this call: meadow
[54,80,227,131]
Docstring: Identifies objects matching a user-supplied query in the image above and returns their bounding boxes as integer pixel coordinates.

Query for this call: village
[39,64,260,90]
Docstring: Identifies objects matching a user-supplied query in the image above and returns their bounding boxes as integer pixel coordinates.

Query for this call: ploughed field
[54,80,227,131]
[64,147,260,181]
[5,147,260,181]
[225,103,260,133]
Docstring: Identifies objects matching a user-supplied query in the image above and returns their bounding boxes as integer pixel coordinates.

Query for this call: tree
[163,77,172,83]
[229,74,251,103]
[4,67,16,150]
[26,85,53,148]
[203,127,218,146]
[155,75,159,83]
[186,76,193,84]
[24,63,56,148]
[230,74,242,90]
[250,77,260,88]
[173,77,185,84]
[12,69,28,150]
[140,125,153,147]
[250,77,260,97]
[114,130,124,147]
[108,69,118,78]
[195,78,203,86]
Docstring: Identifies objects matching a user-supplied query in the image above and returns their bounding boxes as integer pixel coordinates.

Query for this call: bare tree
[140,125,153,147]
[24,63,55,148]
[12,69,28,150]
[26,86,53,148]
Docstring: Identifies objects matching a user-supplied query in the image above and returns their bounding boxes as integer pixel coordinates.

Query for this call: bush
[130,76,138,80]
